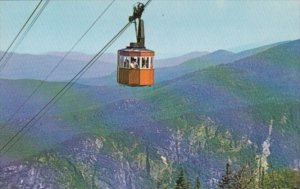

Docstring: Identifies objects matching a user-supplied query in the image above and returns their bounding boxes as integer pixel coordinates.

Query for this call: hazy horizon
[0,38,296,59]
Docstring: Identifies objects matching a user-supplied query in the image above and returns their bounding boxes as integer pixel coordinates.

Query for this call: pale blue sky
[0,0,299,58]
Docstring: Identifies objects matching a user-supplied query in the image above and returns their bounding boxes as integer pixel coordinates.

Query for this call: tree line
[157,163,300,189]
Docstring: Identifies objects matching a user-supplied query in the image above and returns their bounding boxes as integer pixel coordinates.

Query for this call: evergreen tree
[175,169,188,189]
[231,165,255,189]
[218,163,233,189]
[146,146,151,175]
[156,176,164,189]
[194,176,201,189]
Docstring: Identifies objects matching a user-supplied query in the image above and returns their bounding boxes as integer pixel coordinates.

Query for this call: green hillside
[0,40,299,188]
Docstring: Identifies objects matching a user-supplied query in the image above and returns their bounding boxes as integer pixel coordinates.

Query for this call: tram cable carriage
[117,3,155,87]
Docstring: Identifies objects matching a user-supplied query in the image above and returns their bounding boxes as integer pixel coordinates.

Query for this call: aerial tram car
[117,2,155,87]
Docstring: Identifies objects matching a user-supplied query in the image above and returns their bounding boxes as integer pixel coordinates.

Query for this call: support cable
[0,22,131,155]
[0,0,152,156]
[0,0,49,73]
[0,0,116,130]
[0,0,43,64]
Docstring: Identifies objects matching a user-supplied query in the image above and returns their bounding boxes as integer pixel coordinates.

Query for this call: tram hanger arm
[128,2,145,48]
[129,2,145,22]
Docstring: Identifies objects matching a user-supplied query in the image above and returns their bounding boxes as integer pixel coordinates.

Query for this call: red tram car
[117,2,155,87]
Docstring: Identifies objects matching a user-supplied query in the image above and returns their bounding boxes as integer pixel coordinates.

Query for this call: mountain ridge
[0,39,299,188]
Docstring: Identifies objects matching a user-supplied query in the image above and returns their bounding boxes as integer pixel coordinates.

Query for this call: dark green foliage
[218,163,233,189]
[175,169,189,189]
[218,162,256,189]
[264,169,300,189]
[218,161,300,189]
[231,165,255,189]
[146,146,151,175]
[194,176,201,189]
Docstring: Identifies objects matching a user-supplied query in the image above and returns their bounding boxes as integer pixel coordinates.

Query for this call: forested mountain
[0,40,299,188]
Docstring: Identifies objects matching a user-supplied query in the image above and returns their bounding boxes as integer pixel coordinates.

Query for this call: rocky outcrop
[0,135,153,189]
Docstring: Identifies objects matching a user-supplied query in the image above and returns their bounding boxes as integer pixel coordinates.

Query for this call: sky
[0,0,299,58]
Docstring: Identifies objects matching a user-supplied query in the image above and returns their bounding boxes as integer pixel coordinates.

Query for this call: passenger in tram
[130,58,138,69]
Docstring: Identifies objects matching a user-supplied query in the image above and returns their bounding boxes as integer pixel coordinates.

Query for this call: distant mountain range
[0,39,299,188]
[79,41,285,86]
[0,51,208,81]
[0,41,284,83]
